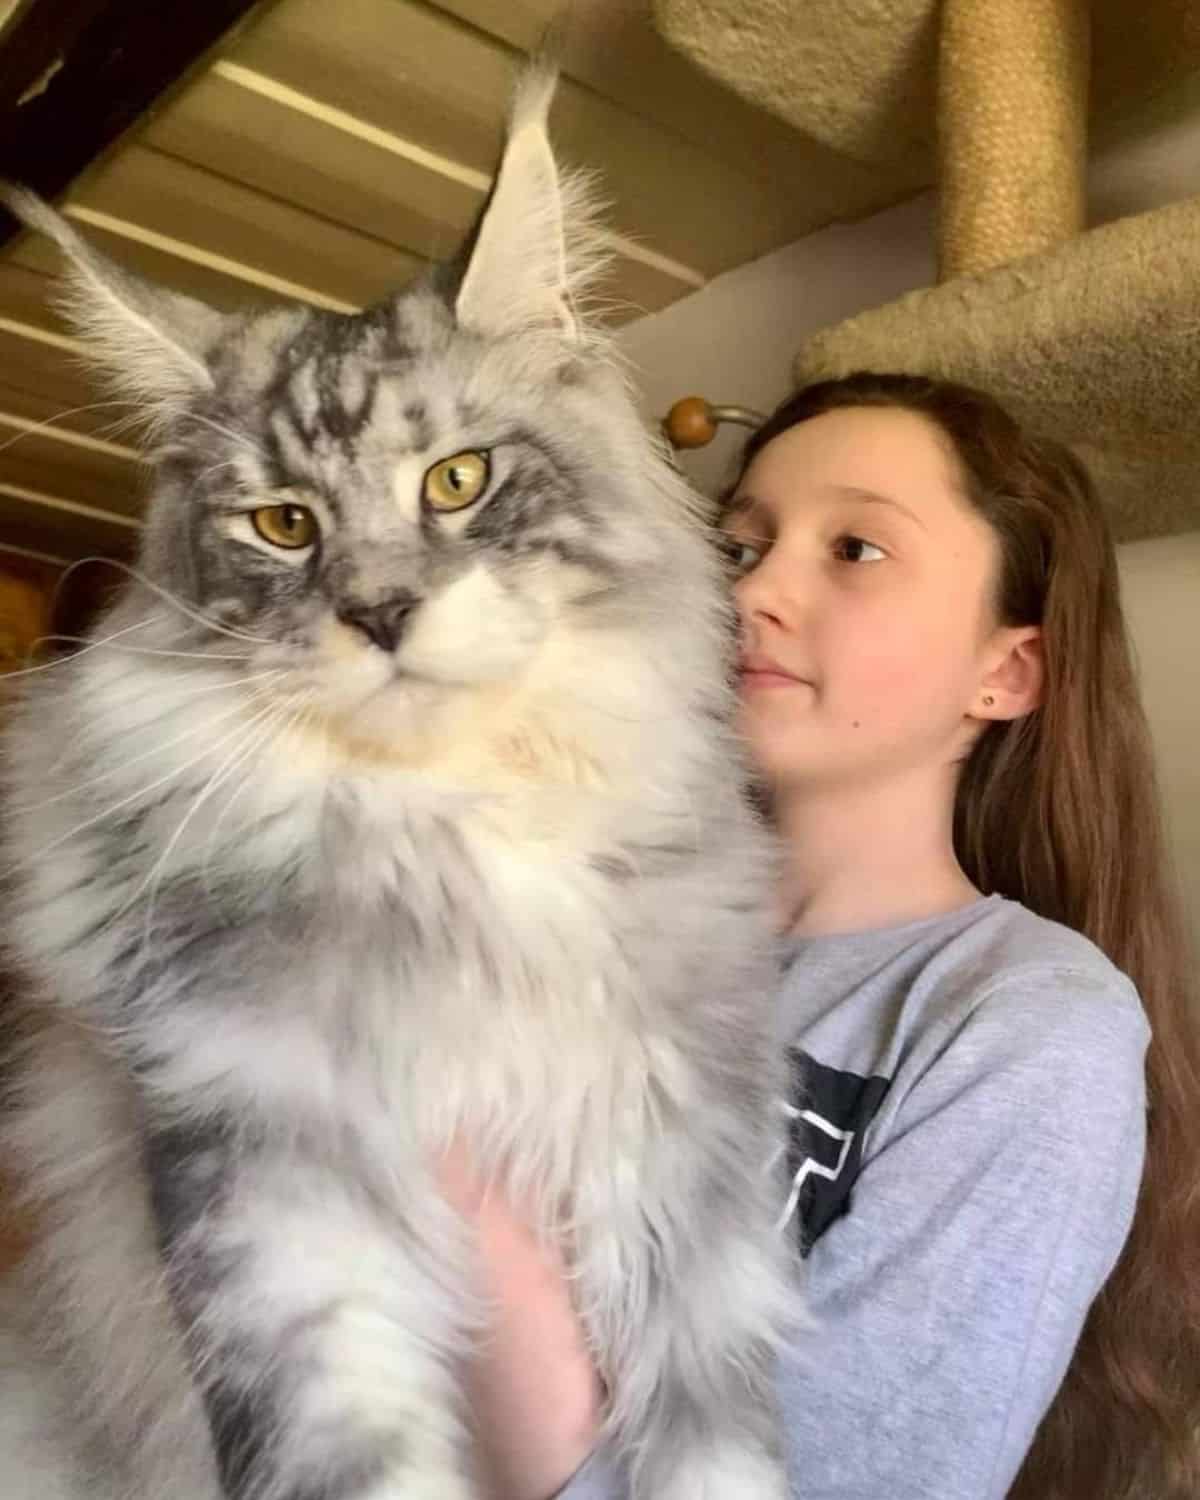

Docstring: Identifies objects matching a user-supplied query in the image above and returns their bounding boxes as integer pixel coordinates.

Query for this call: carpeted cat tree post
[655,0,1200,542]
[937,0,1088,278]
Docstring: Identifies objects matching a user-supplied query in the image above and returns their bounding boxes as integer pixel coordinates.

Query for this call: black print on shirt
[781,1050,891,1255]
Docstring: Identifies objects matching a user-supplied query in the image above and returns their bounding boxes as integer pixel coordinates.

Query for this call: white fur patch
[390,454,426,521]
[399,562,548,687]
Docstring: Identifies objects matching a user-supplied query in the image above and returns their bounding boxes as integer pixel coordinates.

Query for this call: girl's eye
[718,535,765,574]
[833,535,886,564]
[251,503,319,550]
[423,450,490,512]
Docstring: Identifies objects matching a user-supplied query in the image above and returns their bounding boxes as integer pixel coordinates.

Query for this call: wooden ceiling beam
[0,0,269,244]
[0,478,139,563]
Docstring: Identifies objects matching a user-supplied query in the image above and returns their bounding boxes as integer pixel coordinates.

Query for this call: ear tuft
[453,64,611,345]
[1,182,223,414]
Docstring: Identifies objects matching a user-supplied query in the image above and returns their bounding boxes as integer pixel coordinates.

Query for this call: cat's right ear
[1,185,223,411]
[452,64,607,345]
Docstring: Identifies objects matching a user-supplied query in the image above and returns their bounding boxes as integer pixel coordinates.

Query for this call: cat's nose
[337,594,420,654]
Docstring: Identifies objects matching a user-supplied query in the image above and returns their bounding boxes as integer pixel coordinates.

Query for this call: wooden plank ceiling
[0,0,908,567]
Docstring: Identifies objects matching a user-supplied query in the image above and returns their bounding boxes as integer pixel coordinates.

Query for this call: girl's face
[726,406,1006,793]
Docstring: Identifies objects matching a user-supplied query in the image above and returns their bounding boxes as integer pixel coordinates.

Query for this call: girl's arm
[443,971,1148,1500]
[436,1143,603,1500]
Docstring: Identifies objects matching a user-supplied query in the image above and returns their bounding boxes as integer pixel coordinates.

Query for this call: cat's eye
[251,503,318,550]
[423,451,490,513]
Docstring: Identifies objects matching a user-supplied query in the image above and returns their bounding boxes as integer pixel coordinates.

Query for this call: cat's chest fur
[10,645,770,1237]
[114,748,718,1183]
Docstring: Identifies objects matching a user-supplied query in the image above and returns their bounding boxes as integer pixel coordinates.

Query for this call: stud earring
[982,694,995,707]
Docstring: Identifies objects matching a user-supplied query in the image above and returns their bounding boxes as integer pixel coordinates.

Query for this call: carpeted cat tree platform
[654,0,1200,542]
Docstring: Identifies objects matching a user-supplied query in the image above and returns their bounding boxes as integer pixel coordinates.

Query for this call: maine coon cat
[0,67,793,1500]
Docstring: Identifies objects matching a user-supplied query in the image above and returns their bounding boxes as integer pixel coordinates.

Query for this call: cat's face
[12,70,700,754]
[147,292,658,746]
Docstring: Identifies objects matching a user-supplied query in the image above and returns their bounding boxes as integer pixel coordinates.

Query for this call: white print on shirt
[777,1050,892,1253]
[775,1100,855,1234]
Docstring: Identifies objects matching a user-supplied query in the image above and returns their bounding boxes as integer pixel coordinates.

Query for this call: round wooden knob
[664,396,717,449]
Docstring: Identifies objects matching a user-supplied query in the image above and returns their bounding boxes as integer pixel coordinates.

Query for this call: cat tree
[656,0,1200,543]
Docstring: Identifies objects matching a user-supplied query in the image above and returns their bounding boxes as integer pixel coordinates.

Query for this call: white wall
[616,192,1200,941]
[619,193,937,495]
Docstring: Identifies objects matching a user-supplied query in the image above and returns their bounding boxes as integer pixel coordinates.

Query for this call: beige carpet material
[793,193,1200,541]
[939,0,1089,277]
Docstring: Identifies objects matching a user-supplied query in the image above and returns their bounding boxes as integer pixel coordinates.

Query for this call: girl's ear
[971,625,1045,722]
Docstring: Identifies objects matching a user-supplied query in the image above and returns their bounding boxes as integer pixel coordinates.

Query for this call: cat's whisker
[0,399,145,457]
[4,700,292,880]
[3,617,163,683]
[694,521,773,545]
[106,675,290,775]
[24,613,164,663]
[253,693,324,953]
[105,695,292,936]
[190,457,243,488]
[11,673,287,815]
[53,558,277,646]
[93,410,156,448]
[135,697,297,952]
[178,409,269,462]
[198,690,318,905]
[34,635,255,664]
[297,696,320,742]
[157,667,288,704]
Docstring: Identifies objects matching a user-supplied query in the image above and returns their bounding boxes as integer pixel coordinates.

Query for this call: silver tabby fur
[0,67,793,1500]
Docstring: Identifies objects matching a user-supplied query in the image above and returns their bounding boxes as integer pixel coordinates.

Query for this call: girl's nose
[734,553,789,631]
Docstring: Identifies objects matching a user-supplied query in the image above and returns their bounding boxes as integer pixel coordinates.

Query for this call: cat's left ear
[454,64,604,343]
[0,184,224,412]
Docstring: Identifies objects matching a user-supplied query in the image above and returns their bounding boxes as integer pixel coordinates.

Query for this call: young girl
[440,373,1200,1500]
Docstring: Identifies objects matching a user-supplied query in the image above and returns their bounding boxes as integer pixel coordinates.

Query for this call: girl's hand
[437,1142,604,1500]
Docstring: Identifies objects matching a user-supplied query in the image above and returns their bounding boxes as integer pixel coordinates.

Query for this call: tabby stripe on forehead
[404,401,433,454]
[280,388,317,451]
[261,417,333,513]
[315,355,379,448]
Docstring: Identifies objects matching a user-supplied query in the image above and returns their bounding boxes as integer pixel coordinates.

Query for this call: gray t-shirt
[563,894,1150,1500]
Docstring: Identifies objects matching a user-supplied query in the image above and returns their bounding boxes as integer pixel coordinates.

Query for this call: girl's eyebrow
[722,490,768,524]
[832,484,928,531]
[723,484,927,534]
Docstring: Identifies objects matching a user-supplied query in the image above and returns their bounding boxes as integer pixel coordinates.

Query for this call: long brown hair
[737,371,1200,1499]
